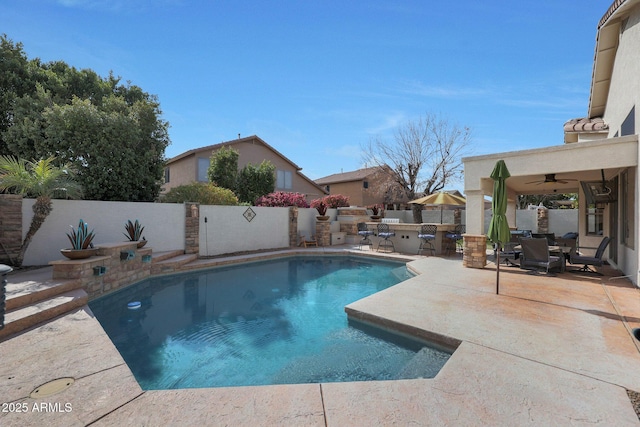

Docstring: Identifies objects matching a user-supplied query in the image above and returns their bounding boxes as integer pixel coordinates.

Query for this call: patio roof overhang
[463,135,638,197]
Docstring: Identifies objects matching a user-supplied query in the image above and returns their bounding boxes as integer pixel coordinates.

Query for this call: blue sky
[1,0,608,187]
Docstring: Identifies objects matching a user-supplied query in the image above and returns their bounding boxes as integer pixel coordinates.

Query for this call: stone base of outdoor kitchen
[49,242,153,299]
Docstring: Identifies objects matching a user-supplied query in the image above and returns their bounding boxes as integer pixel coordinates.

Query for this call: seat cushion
[418,234,435,239]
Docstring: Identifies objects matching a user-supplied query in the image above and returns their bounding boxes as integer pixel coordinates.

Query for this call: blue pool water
[89,256,450,389]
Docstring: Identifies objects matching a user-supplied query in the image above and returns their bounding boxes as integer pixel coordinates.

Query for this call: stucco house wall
[163,135,325,200]
[604,8,640,136]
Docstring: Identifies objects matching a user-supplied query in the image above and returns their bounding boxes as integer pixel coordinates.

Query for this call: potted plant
[369,204,382,221]
[124,219,147,248]
[311,199,330,221]
[61,219,97,259]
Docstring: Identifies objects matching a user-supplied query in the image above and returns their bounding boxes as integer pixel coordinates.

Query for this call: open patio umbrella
[408,192,466,223]
[487,160,511,295]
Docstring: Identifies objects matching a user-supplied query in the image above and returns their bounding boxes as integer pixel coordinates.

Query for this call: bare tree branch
[362,113,472,223]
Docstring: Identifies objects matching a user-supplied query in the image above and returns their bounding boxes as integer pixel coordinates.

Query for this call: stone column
[464,190,485,235]
[463,234,487,268]
[289,207,298,247]
[537,206,549,233]
[315,221,331,246]
[184,202,200,254]
[0,195,22,265]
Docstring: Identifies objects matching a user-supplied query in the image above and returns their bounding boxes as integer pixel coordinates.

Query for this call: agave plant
[124,219,145,241]
[66,219,95,250]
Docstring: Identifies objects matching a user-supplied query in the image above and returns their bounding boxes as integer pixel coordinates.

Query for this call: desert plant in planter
[124,219,147,248]
[61,219,97,259]
[311,199,329,221]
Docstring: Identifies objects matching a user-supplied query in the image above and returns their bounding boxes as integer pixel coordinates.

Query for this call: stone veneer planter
[50,242,153,299]
[462,234,487,268]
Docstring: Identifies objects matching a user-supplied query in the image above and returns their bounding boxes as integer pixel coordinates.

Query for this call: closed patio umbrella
[487,160,511,295]
[409,192,466,223]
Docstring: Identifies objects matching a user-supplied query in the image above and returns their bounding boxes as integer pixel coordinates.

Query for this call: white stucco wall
[199,206,292,256]
[22,199,185,266]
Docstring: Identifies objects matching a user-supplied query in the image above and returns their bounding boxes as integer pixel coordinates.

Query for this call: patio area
[1,246,640,425]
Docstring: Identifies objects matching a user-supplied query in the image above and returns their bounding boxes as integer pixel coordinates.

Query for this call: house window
[586,203,605,236]
[197,158,210,182]
[363,181,369,189]
[164,167,170,183]
[621,169,635,248]
[325,185,330,192]
[277,170,292,189]
[621,106,635,136]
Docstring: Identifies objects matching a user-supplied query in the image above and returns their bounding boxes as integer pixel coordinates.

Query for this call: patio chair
[532,233,556,246]
[568,236,610,275]
[417,224,437,256]
[376,223,396,253]
[299,231,318,248]
[554,236,577,262]
[444,224,464,256]
[357,222,374,250]
[500,238,521,267]
[519,237,563,275]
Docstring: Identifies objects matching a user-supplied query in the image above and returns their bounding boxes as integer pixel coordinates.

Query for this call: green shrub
[161,182,238,205]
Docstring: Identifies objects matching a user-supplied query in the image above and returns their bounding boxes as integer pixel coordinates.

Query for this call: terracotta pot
[136,240,147,248]
[60,248,97,260]
[316,216,330,221]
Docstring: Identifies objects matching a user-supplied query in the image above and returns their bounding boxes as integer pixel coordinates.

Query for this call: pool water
[89,256,450,389]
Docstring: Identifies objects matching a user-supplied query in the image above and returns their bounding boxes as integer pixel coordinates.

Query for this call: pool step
[151,253,199,275]
[0,280,88,340]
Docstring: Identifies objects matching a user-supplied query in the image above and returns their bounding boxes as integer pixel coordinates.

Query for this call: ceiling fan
[525,173,578,185]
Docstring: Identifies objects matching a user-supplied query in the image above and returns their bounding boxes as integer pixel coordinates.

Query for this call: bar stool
[445,224,463,256]
[376,223,396,252]
[357,222,374,250]
[417,224,437,256]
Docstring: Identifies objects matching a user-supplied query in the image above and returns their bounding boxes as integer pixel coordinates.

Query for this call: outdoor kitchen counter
[365,222,458,255]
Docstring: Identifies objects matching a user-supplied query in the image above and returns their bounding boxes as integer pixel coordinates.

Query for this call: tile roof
[563,117,609,133]
[314,166,385,185]
[599,0,628,29]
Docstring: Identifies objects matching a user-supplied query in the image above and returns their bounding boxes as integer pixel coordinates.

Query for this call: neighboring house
[163,135,326,199]
[315,166,407,208]
[463,0,640,283]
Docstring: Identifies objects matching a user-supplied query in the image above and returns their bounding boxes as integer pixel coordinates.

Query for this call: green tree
[0,156,83,266]
[236,161,276,204]
[207,146,239,191]
[517,193,577,209]
[161,182,238,205]
[0,34,169,201]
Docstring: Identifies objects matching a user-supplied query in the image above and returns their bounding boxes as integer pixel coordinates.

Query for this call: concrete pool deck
[2,247,640,425]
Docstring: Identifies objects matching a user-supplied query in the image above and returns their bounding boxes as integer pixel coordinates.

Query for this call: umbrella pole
[496,248,500,295]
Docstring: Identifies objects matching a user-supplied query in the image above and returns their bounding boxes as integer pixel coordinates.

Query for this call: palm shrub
[0,156,83,266]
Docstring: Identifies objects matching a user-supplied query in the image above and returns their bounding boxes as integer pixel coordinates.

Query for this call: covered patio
[462,135,639,284]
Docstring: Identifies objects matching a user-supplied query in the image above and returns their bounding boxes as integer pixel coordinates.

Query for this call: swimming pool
[89,256,450,389]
